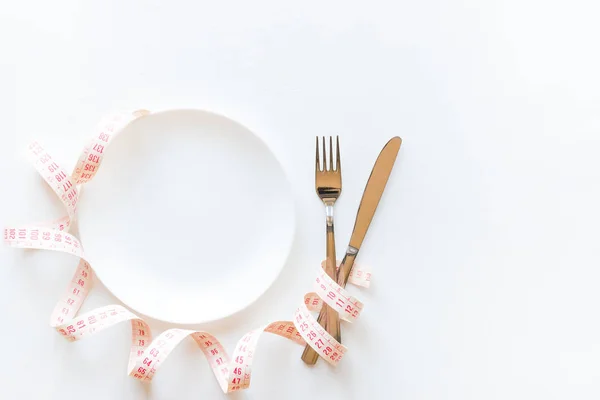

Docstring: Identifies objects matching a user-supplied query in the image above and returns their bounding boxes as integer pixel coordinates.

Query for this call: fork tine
[315,136,321,171]
[322,136,327,171]
[336,136,341,172]
[329,136,333,172]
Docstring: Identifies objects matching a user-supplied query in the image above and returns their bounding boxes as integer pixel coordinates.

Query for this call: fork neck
[324,202,335,227]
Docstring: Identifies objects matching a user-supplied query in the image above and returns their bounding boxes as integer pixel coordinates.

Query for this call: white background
[1,0,600,399]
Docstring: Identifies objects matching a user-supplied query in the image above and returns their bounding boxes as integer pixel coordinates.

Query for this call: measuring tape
[3,109,372,393]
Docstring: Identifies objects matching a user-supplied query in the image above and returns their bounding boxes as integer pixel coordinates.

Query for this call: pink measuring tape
[4,110,372,393]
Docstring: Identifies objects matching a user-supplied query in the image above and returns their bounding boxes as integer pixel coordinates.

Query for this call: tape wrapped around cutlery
[3,109,373,393]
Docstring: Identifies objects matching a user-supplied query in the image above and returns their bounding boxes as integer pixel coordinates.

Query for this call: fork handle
[301,246,358,365]
[301,205,340,365]
[324,209,340,340]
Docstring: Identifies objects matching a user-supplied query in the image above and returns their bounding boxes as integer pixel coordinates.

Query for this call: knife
[301,136,402,364]
[336,136,401,289]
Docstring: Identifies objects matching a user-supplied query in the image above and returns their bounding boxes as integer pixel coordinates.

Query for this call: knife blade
[337,135,402,286]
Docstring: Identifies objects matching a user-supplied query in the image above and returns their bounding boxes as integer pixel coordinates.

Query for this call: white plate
[76,109,295,324]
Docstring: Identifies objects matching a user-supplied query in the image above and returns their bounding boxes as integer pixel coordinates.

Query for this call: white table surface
[2,1,600,399]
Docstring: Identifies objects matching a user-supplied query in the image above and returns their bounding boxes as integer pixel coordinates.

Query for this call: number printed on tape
[3,109,372,393]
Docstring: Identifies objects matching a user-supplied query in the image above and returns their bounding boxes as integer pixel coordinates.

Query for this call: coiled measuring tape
[3,110,372,393]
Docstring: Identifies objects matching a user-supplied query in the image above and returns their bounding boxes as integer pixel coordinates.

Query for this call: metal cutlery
[301,136,402,365]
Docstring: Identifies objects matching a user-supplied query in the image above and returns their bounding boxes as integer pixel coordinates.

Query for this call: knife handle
[329,246,358,343]
[337,245,358,287]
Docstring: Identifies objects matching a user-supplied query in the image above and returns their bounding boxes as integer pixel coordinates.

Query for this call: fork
[301,136,342,365]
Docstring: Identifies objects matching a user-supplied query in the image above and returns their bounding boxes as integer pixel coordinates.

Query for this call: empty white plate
[76,109,295,324]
